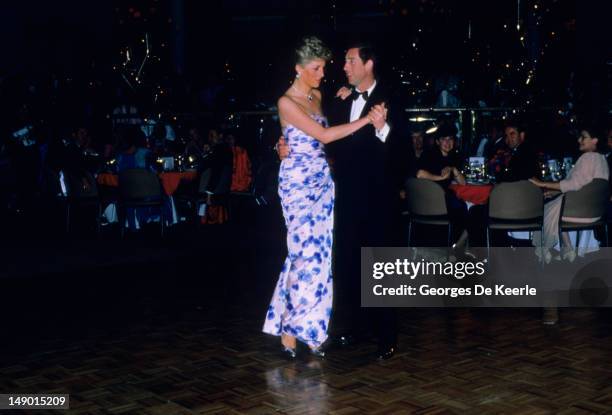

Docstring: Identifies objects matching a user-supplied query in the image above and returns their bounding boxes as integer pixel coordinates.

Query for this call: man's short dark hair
[346,41,378,76]
[504,119,527,134]
[435,123,457,140]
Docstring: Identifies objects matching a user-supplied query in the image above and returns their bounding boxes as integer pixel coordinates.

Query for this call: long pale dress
[263,114,334,349]
[533,152,609,249]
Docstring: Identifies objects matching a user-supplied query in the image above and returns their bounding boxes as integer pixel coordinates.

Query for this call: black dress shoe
[376,346,396,361]
[309,347,326,358]
[335,334,357,347]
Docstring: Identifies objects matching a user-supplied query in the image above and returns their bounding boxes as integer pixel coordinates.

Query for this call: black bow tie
[351,89,369,101]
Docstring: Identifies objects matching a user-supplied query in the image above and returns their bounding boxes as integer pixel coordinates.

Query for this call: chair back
[118,168,162,201]
[562,178,609,219]
[211,165,233,195]
[66,171,99,199]
[405,178,447,216]
[489,180,543,221]
[198,168,213,193]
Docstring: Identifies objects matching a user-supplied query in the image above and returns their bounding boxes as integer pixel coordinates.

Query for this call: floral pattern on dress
[263,114,334,348]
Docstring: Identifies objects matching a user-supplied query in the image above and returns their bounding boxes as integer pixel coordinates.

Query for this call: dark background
[1,0,609,124]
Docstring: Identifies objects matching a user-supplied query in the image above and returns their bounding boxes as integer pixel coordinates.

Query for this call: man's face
[75,128,89,147]
[504,127,524,149]
[208,129,219,145]
[343,48,370,87]
[411,132,423,150]
[189,128,201,142]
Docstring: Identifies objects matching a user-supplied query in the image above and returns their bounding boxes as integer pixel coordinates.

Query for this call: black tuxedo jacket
[324,83,395,217]
[498,142,538,182]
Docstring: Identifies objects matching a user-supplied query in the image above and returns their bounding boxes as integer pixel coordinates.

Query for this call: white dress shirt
[349,81,390,143]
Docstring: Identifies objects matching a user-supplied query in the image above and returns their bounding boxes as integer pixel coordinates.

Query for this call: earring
[296,73,300,79]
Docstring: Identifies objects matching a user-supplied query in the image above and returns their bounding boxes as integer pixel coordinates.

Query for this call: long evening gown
[263,114,334,348]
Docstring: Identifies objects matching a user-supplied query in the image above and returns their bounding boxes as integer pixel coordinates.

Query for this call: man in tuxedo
[492,122,538,183]
[277,42,399,360]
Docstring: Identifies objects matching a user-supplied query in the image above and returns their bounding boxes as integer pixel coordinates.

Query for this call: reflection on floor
[2,209,612,413]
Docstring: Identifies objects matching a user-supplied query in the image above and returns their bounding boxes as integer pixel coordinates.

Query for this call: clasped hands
[440,166,460,180]
[366,103,387,130]
[336,86,387,129]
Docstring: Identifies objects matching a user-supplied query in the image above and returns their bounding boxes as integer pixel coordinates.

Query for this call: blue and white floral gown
[263,114,334,349]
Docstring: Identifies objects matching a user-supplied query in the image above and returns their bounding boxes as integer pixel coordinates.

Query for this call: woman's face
[437,136,455,155]
[297,58,326,89]
[578,130,598,153]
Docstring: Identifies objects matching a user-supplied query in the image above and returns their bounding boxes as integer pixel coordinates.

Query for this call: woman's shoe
[535,247,552,264]
[561,247,577,263]
[281,346,297,359]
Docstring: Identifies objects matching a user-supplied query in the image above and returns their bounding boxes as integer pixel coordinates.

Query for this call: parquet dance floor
[2,219,612,414]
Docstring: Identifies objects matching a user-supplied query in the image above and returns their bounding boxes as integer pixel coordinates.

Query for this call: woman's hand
[336,86,352,100]
[366,106,385,125]
[529,177,544,187]
[543,190,560,199]
[368,103,387,129]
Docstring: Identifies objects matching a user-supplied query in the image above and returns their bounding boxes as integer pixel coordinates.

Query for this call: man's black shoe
[335,334,357,347]
[376,345,396,361]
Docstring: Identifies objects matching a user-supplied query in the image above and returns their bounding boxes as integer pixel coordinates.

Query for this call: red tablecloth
[97,171,198,196]
[449,183,493,205]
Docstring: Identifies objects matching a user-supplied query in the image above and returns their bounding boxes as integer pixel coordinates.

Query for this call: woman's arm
[416,169,450,182]
[529,177,561,191]
[278,96,371,144]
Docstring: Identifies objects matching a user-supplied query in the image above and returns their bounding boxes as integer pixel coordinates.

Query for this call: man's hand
[370,103,387,130]
[276,136,290,160]
[336,86,352,100]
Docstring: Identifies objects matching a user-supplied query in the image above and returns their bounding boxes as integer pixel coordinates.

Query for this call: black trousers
[332,193,398,348]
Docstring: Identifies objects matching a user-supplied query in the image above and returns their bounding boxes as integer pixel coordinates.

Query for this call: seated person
[200,128,233,193]
[116,126,153,171]
[184,126,208,163]
[398,129,425,200]
[416,123,467,246]
[489,121,538,182]
[407,129,426,178]
[226,132,252,192]
[530,126,609,262]
[115,126,159,230]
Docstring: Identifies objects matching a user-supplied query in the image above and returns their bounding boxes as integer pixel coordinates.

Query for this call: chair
[176,165,232,225]
[228,162,271,221]
[486,180,544,258]
[405,178,452,246]
[559,178,609,247]
[117,168,165,237]
[205,165,233,219]
[64,171,101,234]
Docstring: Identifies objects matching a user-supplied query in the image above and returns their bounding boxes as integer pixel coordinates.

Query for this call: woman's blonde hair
[295,36,332,66]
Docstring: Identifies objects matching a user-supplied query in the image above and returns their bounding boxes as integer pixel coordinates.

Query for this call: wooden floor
[2,209,612,414]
